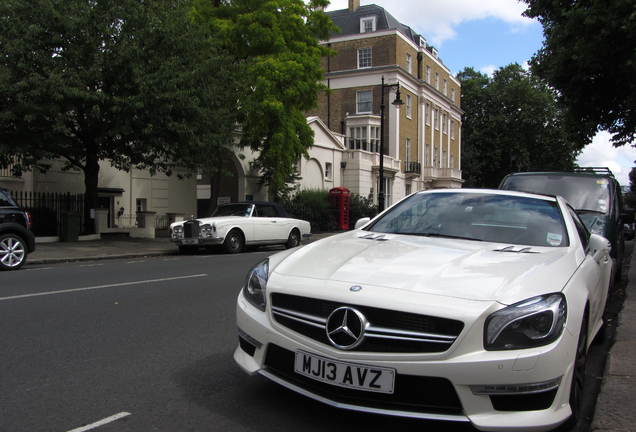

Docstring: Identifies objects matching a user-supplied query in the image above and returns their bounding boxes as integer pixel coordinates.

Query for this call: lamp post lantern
[378,76,404,212]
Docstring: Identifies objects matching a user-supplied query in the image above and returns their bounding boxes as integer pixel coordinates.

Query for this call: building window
[442,113,448,134]
[356,90,372,113]
[425,102,431,125]
[370,126,380,153]
[426,65,431,83]
[425,143,431,165]
[435,72,440,90]
[405,138,412,163]
[434,109,440,130]
[378,177,393,207]
[405,183,412,196]
[358,47,372,68]
[348,126,368,150]
[450,121,456,139]
[406,94,412,119]
[325,162,333,180]
[450,88,456,103]
[418,36,427,48]
[443,79,448,96]
[406,53,412,74]
[360,16,376,33]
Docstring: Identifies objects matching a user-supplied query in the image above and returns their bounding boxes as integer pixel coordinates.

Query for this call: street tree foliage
[521,0,636,147]
[0,0,239,231]
[192,0,334,198]
[458,64,584,188]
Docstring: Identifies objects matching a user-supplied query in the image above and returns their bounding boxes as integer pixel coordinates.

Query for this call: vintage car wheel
[285,229,300,249]
[0,233,27,271]
[223,229,244,254]
[562,310,588,430]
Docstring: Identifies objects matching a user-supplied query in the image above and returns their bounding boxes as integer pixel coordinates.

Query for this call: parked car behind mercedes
[0,188,35,270]
[500,168,633,281]
[235,189,611,431]
[170,201,311,254]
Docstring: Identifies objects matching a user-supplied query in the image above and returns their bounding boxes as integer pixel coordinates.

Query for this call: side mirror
[588,233,611,261]
[354,217,371,229]
[622,211,635,224]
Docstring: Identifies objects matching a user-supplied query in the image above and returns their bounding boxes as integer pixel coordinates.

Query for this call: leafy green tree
[192,0,334,199]
[458,64,584,188]
[0,0,238,232]
[522,0,636,147]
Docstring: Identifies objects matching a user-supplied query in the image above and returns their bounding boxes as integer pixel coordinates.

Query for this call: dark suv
[499,168,633,281]
[0,188,35,270]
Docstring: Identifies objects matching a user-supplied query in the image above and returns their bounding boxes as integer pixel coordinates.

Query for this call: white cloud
[576,131,636,186]
[326,0,534,45]
[480,64,497,76]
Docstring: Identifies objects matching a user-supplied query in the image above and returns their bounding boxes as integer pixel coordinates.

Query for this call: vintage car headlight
[200,224,214,238]
[485,293,567,350]
[243,259,269,311]
[172,225,183,233]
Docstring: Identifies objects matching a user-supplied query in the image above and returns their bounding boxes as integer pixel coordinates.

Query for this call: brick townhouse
[310,0,463,206]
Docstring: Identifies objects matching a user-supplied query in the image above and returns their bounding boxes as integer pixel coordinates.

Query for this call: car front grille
[183,220,200,238]
[263,343,463,415]
[270,293,464,353]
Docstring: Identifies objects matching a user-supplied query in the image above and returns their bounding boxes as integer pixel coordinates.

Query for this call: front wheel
[223,230,244,254]
[562,311,588,429]
[285,229,300,249]
[0,233,28,271]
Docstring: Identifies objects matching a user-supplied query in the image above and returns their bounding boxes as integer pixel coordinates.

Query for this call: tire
[285,229,301,249]
[562,310,589,430]
[223,230,244,254]
[0,233,28,271]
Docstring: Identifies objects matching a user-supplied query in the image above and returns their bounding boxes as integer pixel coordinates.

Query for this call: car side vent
[493,246,539,254]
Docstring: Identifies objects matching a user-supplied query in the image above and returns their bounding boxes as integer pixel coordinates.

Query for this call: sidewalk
[27,232,341,265]
[592,248,636,432]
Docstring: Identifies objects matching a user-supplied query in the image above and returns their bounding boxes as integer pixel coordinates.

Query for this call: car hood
[171,216,247,227]
[273,231,579,304]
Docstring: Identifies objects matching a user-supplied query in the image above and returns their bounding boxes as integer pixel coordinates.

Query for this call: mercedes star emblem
[349,285,362,292]
[325,306,368,350]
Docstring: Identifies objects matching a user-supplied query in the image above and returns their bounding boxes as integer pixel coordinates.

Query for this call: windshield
[212,204,252,217]
[500,174,611,214]
[367,192,569,247]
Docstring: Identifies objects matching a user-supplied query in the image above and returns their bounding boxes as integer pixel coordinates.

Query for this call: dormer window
[418,36,427,48]
[360,16,376,33]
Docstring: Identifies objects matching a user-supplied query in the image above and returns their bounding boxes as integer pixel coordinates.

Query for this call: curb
[28,250,176,266]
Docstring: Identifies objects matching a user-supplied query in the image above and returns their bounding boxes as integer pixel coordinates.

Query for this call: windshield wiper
[576,208,606,215]
[409,232,484,242]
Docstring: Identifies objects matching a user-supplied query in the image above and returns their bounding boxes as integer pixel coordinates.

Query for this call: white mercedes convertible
[235,189,611,431]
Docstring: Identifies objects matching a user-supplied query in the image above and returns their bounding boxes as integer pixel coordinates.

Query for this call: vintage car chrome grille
[183,220,200,238]
[264,343,463,414]
[270,293,463,353]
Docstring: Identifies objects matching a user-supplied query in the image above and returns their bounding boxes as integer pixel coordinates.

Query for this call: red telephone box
[329,187,351,230]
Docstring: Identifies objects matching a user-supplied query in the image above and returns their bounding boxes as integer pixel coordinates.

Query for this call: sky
[326,0,636,185]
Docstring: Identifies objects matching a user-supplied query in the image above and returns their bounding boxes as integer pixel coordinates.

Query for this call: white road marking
[66,412,131,432]
[0,274,208,302]
[126,260,146,264]
[24,267,53,271]
[79,264,104,268]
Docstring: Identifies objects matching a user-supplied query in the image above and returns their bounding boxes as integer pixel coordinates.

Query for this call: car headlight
[243,259,269,311]
[200,224,213,237]
[172,225,183,233]
[484,293,567,350]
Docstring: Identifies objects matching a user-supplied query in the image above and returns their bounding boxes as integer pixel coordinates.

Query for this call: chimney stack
[349,0,360,12]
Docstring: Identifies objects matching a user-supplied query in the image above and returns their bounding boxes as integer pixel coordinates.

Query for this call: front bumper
[235,290,577,432]
[171,236,223,246]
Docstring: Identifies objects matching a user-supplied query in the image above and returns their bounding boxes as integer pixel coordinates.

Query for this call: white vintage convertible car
[235,189,612,431]
[170,202,311,254]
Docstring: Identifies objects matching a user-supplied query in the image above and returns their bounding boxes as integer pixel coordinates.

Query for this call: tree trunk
[83,149,99,234]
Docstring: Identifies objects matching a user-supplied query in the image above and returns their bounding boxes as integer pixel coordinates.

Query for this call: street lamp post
[379,76,404,212]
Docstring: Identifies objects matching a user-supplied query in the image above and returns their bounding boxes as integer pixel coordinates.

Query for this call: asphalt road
[1,245,629,432]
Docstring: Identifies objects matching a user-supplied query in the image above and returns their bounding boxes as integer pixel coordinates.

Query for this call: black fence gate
[9,191,85,237]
